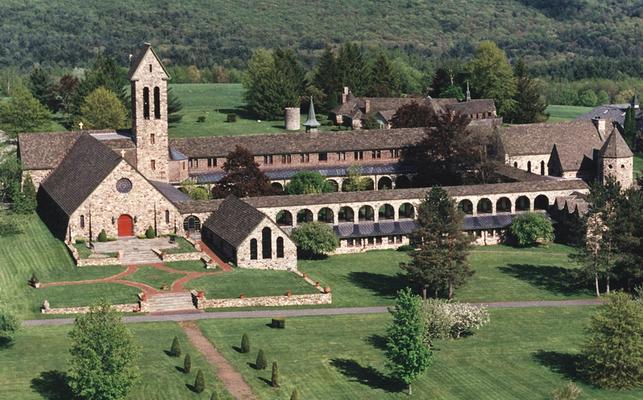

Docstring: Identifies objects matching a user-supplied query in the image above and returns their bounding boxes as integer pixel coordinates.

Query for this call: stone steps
[119,250,162,265]
[147,292,195,313]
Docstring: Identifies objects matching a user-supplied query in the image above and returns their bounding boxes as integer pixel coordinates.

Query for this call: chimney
[364,99,371,114]
[592,116,606,139]
[341,86,349,104]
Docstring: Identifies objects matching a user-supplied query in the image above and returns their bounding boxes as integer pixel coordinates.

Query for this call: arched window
[250,239,258,260]
[515,196,530,211]
[496,197,511,213]
[378,204,395,220]
[477,198,492,214]
[378,176,393,190]
[164,210,170,224]
[358,205,375,221]
[399,203,415,219]
[143,87,150,119]
[318,207,334,223]
[183,216,201,232]
[276,237,284,258]
[262,227,272,259]
[338,207,354,223]
[153,87,161,119]
[459,200,473,215]
[276,210,293,226]
[534,195,549,211]
[296,209,313,224]
[540,160,545,175]
[80,215,85,229]
[527,161,532,173]
[513,162,518,168]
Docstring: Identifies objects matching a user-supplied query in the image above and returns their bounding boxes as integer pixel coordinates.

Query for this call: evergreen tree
[240,333,250,353]
[170,336,181,357]
[271,362,280,387]
[167,87,184,124]
[194,369,205,393]
[28,67,55,111]
[79,86,127,129]
[0,85,52,137]
[55,74,80,126]
[401,187,472,299]
[623,106,637,148]
[212,146,274,198]
[385,288,431,395]
[439,84,464,100]
[314,46,339,111]
[368,51,400,97]
[467,41,517,116]
[273,48,306,107]
[429,67,453,97]
[507,59,548,123]
[582,292,643,389]
[11,174,37,214]
[183,353,191,373]
[68,302,140,400]
[336,43,368,96]
[255,349,267,370]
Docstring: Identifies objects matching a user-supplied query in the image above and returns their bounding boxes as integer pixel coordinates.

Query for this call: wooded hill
[0,0,641,79]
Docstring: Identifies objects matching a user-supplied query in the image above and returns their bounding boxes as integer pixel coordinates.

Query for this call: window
[371,150,381,159]
[354,151,364,160]
[150,160,156,170]
[347,238,354,247]
[390,149,401,158]
[182,162,186,170]
[263,155,273,165]
[80,215,85,229]
[276,237,284,258]
[149,64,152,72]
[367,237,375,245]
[337,152,346,161]
[527,161,532,173]
[250,239,258,260]
[300,153,310,163]
[261,227,272,259]
[153,87,161,119]
[150,134,155,144]
[318,152,328,162]
[281,154,292,164]
[143,87,150,119]
[376,237,382,244]
[207,157,217,168]
[164,210,170,224]
[189,158,199,168]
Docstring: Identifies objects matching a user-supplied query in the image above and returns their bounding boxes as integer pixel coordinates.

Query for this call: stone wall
[41,303,140,315]
[505,154,550,176]
[159,251,204,262]
[236,217,297,270]
[194,292,331,309]
[65,242,121,266]
[601,156,633,189]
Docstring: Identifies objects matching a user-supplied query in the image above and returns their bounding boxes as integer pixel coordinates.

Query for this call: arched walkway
[338,206,354,223]
[515,196,530,212]
[477,198,492,214]
[276,210,293,226]
[459,199,473,215]
[318,207,334,223]
[534,195,549,211]
[496,197,512,213]
[399,203,415,219]
[183,215,201,235]
[326,179,339,192]
[378,204,395,220]
[296,209,314,224]
[358,205,375,222]
[271,182,284,193]
[364,178,375,191]
[378,176,393,190]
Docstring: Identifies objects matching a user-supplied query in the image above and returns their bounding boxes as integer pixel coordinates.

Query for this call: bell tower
[598,126,634,189]
[129,43,170,182]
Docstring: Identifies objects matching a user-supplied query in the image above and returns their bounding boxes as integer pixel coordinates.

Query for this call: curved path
[24,298,602,327]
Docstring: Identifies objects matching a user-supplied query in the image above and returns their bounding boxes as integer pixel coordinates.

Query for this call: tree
[79,87,127,130]
[623,106,637,148]
[507,59,548,123]
[429,63,467,98]
[0,85,52,137]
[291,222,339,258]
[240,333,250,353]
[285,171,334,195]
[467,41,516,116]
[194,369,205,393]
[179,180,210,200]
[551,382,582,400]
[367,51,400,97]
[385,288,431,395]
[167,87,184,124]
[170,336,181,357]
[439,84,465,100]
[68,302,140,400]
[510,213,554,246]
[0,306,20,345]
[401,187,472,299]
[211,146,274,198]
[336,43,368,96]
[343,165,370,191]
[28,67,55,111]
[582,292,643,389]
[255,349,267,370]
[55,74,80,125]
[0,156,21,203]
[271,362,280,387]
[314,46,340,111]
[11,174,37,214]
[183,354,192,373]
[391,102,435,128]
[577,89,598,107]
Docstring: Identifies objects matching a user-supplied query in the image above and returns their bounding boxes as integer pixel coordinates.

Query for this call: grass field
[299,245,592,307]
[635,153,643,177]
[127,265,183,290]
[169,83,334,138]
[0,322,232,400]
[198,307,642,400]
[185,269,319,299]
[545,105,593,122]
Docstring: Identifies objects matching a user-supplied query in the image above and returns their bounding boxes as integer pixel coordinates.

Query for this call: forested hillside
[0,0,641,79]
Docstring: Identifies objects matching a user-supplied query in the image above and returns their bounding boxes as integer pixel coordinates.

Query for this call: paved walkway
[180,321,256,400]
[23,299,603,327]
[198,240,233,272]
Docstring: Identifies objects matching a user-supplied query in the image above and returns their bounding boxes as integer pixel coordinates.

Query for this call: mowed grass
[299,245,592,307]
[198,307,642,400]
[169,83,333,137]
[634,153,643,177]
[127,265,183,290]
[0,322,232,400]
[185,269,318,298]
[545,105,593,122]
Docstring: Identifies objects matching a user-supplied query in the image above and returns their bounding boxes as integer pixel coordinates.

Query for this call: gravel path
[23,299,602,327]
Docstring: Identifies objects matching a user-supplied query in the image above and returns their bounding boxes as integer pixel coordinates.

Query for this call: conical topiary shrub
[240,333,250,353]
[194,369,205,393]
[169,336,181,357]
[271,362,280,387]
[255,349,267,370]
[183,353,191,373]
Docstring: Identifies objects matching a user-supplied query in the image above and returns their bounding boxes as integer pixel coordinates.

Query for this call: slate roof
[493,163,554,182]
[446,99,496,115]
[201,195,267,247]
[150,180,191,203]
[600,128,633,158]
[169,147,188,161]
[576,104,643,129]
[333,220,417,238]
[463,214,516,230]
[500,120,605,157]
[554,192,590,215]
[40,135,122,216]
[169,128,426,158]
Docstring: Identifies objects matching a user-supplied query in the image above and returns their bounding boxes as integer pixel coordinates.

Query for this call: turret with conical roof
[303,97,320,133]
[598,126,634,188]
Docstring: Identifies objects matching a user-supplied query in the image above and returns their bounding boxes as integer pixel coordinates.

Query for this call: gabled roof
[446,99,496,115]
[600,127,633,158]
[40,135,122,216]
[201,195,267,247]
[128,43,170,81]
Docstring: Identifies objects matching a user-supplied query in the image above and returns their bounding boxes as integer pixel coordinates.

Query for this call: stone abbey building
[18,44,635,269]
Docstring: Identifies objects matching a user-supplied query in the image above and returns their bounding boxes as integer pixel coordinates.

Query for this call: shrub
[291,222,339,258]
[240,333,250,353]
[290,388,300,400]
[194,369,205,393]
[28,272,39,287]
[0,218,21,236]
[271,318,286,329]
[97,229,108,242]
[183,353,191,373]
[551,382,582,400]
[423,300,490,340]
[510,213,554,247]
[0,307,20,344]
[210,391,219,400]
[169,336,181,357]
[197,116,206,123]
[271,362,280,387]
[11,175,36,214]
[145,226,156,239]
[226,113,237,123]
[255,349,267,370]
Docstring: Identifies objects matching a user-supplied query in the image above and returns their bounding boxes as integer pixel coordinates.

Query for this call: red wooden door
[117,215,134,237]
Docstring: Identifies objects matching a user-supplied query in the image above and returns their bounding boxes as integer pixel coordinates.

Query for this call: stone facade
[131,47,170,182]
[194,292,331,309]
[67,160,182,241]
[42,303,140,314]
[235,216,298,270]
[600,155,633,189]
[506,154,550,176]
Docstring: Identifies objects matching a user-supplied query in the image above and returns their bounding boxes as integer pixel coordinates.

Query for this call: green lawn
[545,105,593,122]
[127,265,183,290]
[635,153,642,177]
[198,308,642,400]
[34,283,141,311]
[0,322,232,399]
[165,260,208,272]
[162,236,198,254]
[169,83,334,138]
[185,269,319,299]
[299,245,592,307]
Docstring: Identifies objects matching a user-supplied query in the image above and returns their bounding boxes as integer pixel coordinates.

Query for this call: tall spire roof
[466,81,471,102]
[303,97,320,128]
[600,127,633,158]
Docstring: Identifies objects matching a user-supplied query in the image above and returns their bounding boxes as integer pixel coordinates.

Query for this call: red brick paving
[197,240,233,271]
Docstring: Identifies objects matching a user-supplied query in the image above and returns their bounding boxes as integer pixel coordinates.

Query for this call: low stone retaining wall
[66,242,121,266]
[160,252,204,262]
[41,303,140,315]
[192,292,332,309]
